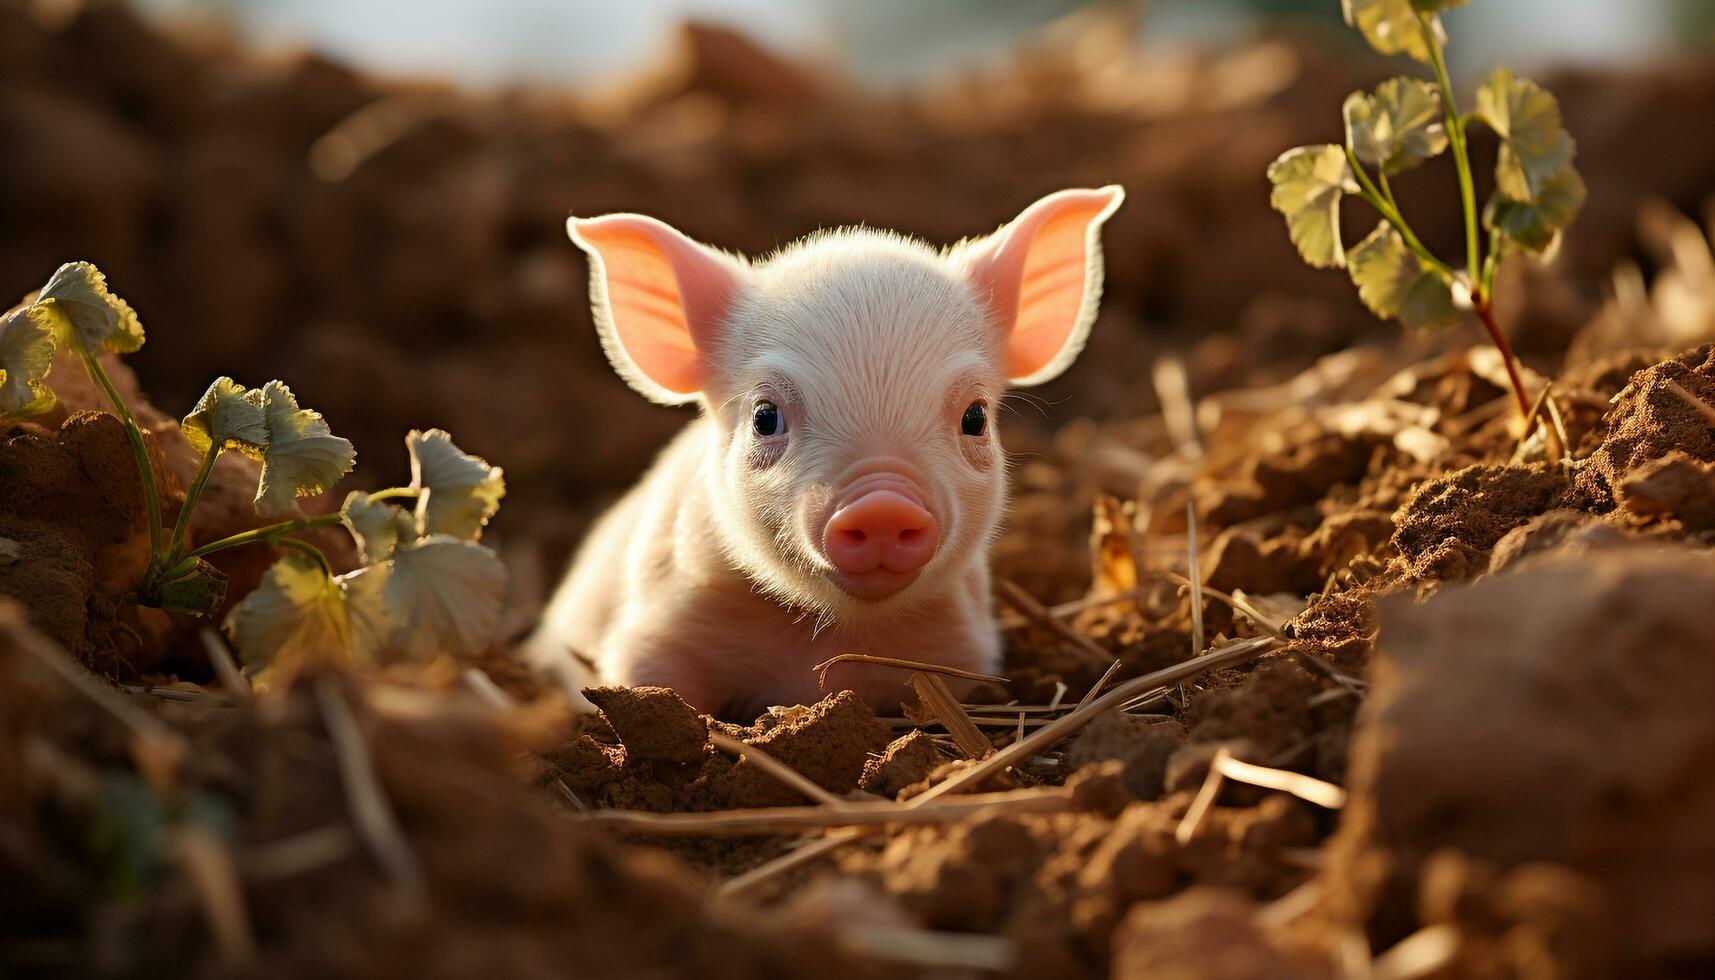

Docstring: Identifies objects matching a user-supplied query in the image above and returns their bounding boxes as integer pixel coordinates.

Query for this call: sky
[137,0,1694,89]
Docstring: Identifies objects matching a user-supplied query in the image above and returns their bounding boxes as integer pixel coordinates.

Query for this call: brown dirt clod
[1326,548,1715,970]
[1391,462,1568,582]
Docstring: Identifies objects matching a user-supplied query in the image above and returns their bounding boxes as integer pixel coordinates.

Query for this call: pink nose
[824,490,940,577]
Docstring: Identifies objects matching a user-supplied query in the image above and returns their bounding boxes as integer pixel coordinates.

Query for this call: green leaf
[0,305,59,417]
[341,490,417,564]
[1342,0,1442,63]
[223,551,386,669]
[407,429,505,540]
[1347,224,1460,330]
[1343,78,1448,174]
[1472,68,1584,251]
[1473,68,1576,201]
[157,559,229,616]
[181,377,268,457]
[1410,0,1467,11]
[1484,167,1587,253]
[252,381,355,516]
[33,261,145,355]
[1268,145,1358,270]
[365,536,506,661]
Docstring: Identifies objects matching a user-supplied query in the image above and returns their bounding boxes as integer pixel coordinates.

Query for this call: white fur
[529,193,1119,718]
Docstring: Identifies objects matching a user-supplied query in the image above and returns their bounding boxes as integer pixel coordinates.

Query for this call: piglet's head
[569,187,1124,618]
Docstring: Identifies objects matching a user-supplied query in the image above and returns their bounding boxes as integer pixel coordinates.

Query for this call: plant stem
[182,512,344,564]
[273,536,334,581]
[1377,169,1402,215]
[1472,296,1532,421]
[167,445,221,566]
[1481,227,1503,297]
[82,352,163,576]
[1421,12,1481,285]
[364,487,420,502]
[1345,147,1453,277]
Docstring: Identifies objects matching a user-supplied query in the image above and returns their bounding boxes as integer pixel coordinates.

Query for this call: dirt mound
[1111,888,1327,980]
[552,687,892,812]
[1,607,898,980]
[1390,462,1568,583]
[1617,450,1715,530]
[860,730,947,799]
[1574,344,1715,507]
[1325,548,1715,972]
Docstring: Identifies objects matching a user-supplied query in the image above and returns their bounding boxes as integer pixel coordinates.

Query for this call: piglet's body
[527,188,1125,719]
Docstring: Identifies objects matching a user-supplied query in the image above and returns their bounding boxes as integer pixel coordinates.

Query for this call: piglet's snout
[824,486,939,578]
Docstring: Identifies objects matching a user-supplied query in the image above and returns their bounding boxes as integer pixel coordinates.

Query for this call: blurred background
[131,0,1715,85]
[4,0,1714,575]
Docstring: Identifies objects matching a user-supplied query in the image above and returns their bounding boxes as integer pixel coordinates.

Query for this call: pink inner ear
[572,215,741,396]
[966,187,1123,383]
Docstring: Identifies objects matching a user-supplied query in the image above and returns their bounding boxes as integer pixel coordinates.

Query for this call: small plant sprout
[4,261,508,670]
[1269,0,1585,422]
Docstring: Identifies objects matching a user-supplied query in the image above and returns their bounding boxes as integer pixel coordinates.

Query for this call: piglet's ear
[568,214,747,404]
[955,186,1125,386]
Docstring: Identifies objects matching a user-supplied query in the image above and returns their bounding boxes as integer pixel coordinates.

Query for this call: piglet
[526,187,1125,719]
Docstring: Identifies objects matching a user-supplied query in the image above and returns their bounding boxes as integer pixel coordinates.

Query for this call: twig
[1667,379,1715,427]
[1255,879,1322,931]
[10,618,187,792]
[200,629,251,703]
[814,653,1008,692]
[995,579,1115,665]
[11,625,181,746]
[1544,386,1572,465]
[1373,924,1460,980]
[709,731,847,807]
[169,827,256,966]
[462,667,516,708]
[907,672,991,760]
[1186,502,1205,656]
[314,677,426,898]
[239,826,358,881]
[125,685,229,705]
[837,926,1015,972]
[1041,587,1154,621]
[568,787,1073,838]
[1214,753,1347,809]
[1292,652,1368,695]
[908,637,1277,806]
[459,669,587,809]
[1175,747,1345,846]
[1075,660,1123,710]
[885,716,1066,731]
[1153,354,1204,458]
[1175,749,1228,845]
[717,828,865,899]
[1166,574,1290,642]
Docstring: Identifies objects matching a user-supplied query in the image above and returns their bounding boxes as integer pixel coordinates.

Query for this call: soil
[4,4,1715,978]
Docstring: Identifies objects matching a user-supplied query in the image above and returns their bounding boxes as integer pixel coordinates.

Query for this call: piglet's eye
[960,401,987,437]
[753,400,782,437]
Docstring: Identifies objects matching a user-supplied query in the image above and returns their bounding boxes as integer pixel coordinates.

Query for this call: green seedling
[1268,0,1585,420]
[2,262,507,670]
